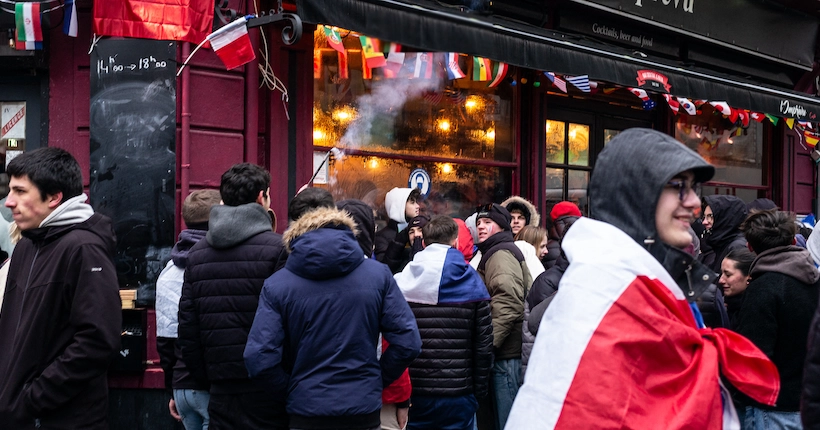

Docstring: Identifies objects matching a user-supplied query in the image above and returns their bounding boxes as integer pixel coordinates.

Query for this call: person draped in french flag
[507,128,780,430]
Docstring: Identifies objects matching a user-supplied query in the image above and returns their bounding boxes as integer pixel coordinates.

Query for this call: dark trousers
[407,395,478,430]
[208,392,288,430]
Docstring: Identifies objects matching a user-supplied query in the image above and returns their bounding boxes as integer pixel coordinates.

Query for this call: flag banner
[16,2,43,43]
[14,29,42,51]
[751,112,766,123]
[676,97,696,115]
[314,49,322,79]
[206,17,255,70]
[728,108,739,124]
[384,42,402,55]
[395,244,490,305]
[488,62,508,88]
[589,81,599,94]
[628,88,649,101]
[765,114,779,125]
[737,110,750,127]
[323,26,345,53]
[507,217,780,430]
[361,49,372,79]
[805,128,820,147]
[93,0,213,43]
[602,87,618,95]
[663,94,680,113]
[337,50,349,80]
[359,36,386,69]
[545,72,567,93]
[785,118,795,129]
[446,53,466,80]
[384,43,404,78]
[64,0,78,37]
[709,101,732,116]
[473,57,491,81]
[413,53,434,79]
[567,75,591,92]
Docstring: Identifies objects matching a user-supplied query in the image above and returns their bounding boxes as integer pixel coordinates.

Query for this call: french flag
[207,17,255,70]
[63,0,78,37]
[394,244,489,305]
[507,218,779,430]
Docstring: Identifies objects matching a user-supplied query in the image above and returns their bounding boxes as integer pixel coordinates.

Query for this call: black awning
[297,0,820,121]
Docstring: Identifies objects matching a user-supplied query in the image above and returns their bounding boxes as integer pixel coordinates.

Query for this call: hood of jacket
[703,195,748,250]
[39,193,94,228]
[807,228,820,268]
[283,206,364,279]
[22,200,115,255]
[171,228,207,268]
[385,187,413,226]
[501,196,541,227]
[206,203,272,249]
[337,199,375,257]
[590,128,714,259]
[750,245,820,285]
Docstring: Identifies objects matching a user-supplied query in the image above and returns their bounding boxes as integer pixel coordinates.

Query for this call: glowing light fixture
[332,106,356,123]
[368,157,379,169]
[437,119,451,132]
[465,95,483,112]
[313,129,325,140]
[486,129,496,140]
[569,129,577,139]
[441,163,453,174]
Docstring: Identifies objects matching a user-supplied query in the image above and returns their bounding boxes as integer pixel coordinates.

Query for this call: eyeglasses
[665,179,700,202]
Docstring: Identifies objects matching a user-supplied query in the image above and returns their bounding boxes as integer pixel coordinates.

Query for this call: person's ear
[46,192,64,209]
[793,237,797,246]
[747,242,755,253]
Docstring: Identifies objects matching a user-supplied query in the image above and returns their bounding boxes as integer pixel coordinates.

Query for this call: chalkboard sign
[89,39,176,305]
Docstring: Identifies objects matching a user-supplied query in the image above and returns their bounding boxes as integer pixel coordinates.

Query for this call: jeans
[407,395,477,430]
[492,358,521,430]
[173,389,210,430]
[744,407,803,430]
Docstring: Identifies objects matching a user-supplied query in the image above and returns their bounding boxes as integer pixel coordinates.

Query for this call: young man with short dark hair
[394,215,493,430]
[736,209,819,428]
[178,163,289,429]
[508,128,778,429]
[0,148,122,429]
[288,187,335,222]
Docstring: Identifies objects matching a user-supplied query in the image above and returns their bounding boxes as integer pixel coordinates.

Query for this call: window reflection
[545,167,564,207]
[568,170,589,214]
[545,120,565,164]
[568,123,590,166]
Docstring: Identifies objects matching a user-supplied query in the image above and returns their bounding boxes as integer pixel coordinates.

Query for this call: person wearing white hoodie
[375,187,421,273]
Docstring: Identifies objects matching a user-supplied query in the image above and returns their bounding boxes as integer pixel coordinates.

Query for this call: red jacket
[382,338,411,404]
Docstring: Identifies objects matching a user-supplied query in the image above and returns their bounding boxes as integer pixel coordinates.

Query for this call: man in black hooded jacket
[700,195,749,273]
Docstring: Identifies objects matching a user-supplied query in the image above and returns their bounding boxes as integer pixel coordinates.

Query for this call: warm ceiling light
[438,120,451,132]
[368,157,379,169]
[486,129,496,140]
[442,163,453,174]
[313,129,325,140]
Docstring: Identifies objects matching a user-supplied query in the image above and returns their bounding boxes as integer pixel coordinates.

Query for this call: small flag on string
[413,53,434,79]
[785,118,795,129]
[446,53,466,80]
[206,17,255,70]
[764,114,779,126]
[602,87,618,95]
[338,50,349,79]
[737,110,750,127]
[709,101,732,116]
[64,0,78,37]
[567,75,591,92]
[473,57,492,81]
[677,97,696,115]
[663,94,679,113]
[805,128,820,147]
[628,88,649,101]
[488,62,508,88]
[15,2,43,46]
[384,43,404,78]
[750,112,766,123]
[544,72,567,93]
[728,108,739,124]
[359,36,386,68]
[589,81,599,94]
[361,49,372,79]
[324,26,345,53]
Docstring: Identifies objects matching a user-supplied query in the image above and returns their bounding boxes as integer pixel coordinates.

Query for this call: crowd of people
[4,129,820,429]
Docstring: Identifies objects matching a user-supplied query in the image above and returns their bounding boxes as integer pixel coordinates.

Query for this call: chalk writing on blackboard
[97,55,171,77]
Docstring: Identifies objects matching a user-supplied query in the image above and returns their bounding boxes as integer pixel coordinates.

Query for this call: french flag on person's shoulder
[206,16,255,70]
[506,217,779,430]
[394,244,489,305]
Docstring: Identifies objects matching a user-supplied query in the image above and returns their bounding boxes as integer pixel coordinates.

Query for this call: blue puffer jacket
[244,207,421,430]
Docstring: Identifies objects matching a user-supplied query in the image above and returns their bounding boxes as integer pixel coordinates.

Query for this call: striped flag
[663,94,680,113]
[677,97,697,115]
[567,75,591,92]
[413,53,434,79]
[446,53,466,80]
[337,50,349,80]
[323,26,345,53]
[709,101,732,116]
[15,2,43,43]
[64,0,78,37]
[488,62,508,88]
[473,57,491,81]
[359,36,386,68]
[206,17,255,70]
[506,217,780,430]
[544,72,567,93]
[628,88,649,101]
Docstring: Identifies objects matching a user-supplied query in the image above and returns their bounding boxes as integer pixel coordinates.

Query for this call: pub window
[545,119,591,215]
[312,26,516,222]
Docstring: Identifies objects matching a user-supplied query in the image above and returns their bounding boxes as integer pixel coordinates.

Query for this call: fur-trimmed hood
[283,207,364,280]
[501,196,541,227]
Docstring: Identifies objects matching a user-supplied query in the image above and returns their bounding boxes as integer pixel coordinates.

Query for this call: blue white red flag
[64,0,78,37]
[544,72,566,93]
[394,244,489,305]
[507,218,779,430]
[445,53,466,80]
[206,17,255,70]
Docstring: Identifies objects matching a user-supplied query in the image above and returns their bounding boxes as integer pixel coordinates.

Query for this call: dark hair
[182,189,221,225]
[740,209,797,253]
[289,187,335,221]
[423,215,459,246]
[7,147,83,201]
[724,248,756,277]
[408,188,422,204]
[220,163,271,206]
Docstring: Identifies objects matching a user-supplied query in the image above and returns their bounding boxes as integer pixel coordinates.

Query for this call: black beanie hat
[476,203,512,231]
[409,215,430,230]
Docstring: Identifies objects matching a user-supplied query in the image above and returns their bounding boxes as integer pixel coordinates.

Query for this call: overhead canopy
[297,0,820,121]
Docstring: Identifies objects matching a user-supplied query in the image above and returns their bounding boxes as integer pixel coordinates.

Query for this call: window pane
[545,120,565,164]
[604,129,620,145]
[545,167,565,208]
[674,116,763,186]
[568,170,590,215]
[326,155,512,222]
[568,123,590,166]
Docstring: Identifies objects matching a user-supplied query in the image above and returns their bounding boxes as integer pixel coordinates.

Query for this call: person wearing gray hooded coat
[507,128,779,429]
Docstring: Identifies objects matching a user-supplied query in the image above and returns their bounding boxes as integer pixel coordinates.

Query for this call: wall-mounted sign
[408,168,431,197]
[636,70,671,93]
[558,12,679,57]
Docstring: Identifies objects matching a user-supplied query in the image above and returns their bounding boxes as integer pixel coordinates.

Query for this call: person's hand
[396,406,409,429]
[169,399,181,421]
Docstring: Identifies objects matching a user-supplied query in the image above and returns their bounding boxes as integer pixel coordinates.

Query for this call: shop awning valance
[296,0,820,121]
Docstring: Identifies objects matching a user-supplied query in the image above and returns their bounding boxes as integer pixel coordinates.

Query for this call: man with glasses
[507,128,779,429]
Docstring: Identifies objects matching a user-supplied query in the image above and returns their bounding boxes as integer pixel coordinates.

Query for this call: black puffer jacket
[408,301,493,398]
[178,203,288,393]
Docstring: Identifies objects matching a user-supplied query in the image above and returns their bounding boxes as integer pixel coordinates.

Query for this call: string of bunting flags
[2,0,77,51]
